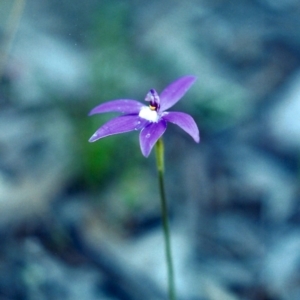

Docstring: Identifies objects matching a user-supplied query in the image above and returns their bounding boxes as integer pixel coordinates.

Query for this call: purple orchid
[89,76,200,157]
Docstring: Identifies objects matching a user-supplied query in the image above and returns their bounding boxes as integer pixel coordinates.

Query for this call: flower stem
[155,138,176,300]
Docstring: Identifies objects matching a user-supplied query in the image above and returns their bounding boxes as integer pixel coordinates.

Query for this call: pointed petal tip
[185,75,197,82]
[88,134,98,142]
[141,149,150,157]
[193,129,200,143]
[88,106,101,116]
[177,75,197,85]
[193,130,200,143]
[88,99,143,116]
[184,75,198,88]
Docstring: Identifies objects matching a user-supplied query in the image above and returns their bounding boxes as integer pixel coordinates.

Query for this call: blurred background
[1,0,300,299]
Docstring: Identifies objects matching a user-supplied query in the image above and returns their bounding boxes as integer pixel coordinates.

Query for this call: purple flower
[89,76,200,157]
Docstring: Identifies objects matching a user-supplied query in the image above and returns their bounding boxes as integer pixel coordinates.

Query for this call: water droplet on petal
[146,133,151,138]
[134,121,142,130]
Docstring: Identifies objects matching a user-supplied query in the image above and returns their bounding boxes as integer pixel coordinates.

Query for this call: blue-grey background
[1,0,300,299]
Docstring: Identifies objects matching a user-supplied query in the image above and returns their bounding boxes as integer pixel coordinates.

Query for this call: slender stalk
[155,138,176,300]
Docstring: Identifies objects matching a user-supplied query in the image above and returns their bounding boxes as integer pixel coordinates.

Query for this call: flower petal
[139,121,167,157]
[89,115,148,142]
[89,100,144,115]
[162,112,200,143]
[159,76,197,111]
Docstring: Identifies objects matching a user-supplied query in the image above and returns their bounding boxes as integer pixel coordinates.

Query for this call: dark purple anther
[145,89,160,111]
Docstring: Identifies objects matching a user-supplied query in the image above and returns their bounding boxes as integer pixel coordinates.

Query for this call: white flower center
[139,106,159,122]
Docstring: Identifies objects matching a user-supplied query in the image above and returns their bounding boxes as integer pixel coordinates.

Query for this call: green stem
[155,138,176,300]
